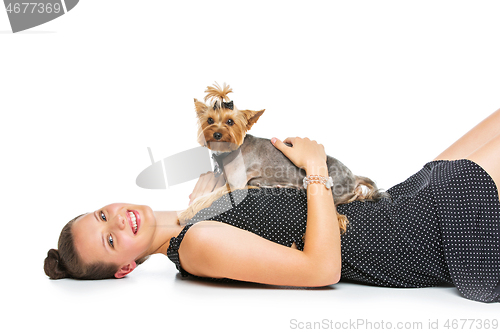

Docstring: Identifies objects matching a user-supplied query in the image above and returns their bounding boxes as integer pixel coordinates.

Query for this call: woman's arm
[272,137,341,283]
[297,147,342,283]
[179,137,341,287]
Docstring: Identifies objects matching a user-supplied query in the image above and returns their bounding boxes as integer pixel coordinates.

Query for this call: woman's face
[72,203,156,277]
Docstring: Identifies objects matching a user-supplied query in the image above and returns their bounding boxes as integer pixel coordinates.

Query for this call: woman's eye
[226,119,234,126]
[100,211,107,222]
[207,117,214,125]
[108,235,114,248]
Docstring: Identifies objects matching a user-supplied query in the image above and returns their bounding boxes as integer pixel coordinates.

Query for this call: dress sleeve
[167,224,194,277]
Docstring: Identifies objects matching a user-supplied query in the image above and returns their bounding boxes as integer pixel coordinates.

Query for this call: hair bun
[44,248,69,279]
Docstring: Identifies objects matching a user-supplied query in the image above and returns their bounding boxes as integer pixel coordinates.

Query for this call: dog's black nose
[213,132,222,140]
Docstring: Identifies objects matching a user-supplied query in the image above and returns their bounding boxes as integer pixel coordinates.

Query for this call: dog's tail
[349,175,390,203]
[204,82,233,105]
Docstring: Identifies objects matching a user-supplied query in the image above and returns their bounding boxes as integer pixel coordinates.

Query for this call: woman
[44,110,500,303]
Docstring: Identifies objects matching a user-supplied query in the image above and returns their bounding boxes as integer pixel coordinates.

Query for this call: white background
[1,1,500,332]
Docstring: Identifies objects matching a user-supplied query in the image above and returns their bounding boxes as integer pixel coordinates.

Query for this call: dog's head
[194,83,264,152]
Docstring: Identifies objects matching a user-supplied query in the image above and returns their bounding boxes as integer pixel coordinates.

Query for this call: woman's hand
[189,171,226,205]
[271,137,327,176]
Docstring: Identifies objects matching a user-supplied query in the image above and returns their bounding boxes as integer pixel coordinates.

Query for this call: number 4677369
[6,2,62,14]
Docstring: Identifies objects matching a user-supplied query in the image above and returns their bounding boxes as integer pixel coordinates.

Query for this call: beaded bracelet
[303,175,333,190]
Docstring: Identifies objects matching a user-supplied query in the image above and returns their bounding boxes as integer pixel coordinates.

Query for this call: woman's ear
[114,261,137,279]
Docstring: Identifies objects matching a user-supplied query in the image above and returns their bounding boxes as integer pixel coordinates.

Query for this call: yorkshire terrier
[179,82,388,231]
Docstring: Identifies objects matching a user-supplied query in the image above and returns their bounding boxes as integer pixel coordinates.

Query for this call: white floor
[11,256,499,333]
[2,1,500,332]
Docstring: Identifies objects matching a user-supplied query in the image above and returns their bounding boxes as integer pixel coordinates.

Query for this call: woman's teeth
[129,211,138,234]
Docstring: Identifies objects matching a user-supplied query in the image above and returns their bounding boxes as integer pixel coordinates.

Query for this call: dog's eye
[207,118,214,125]
[226,119,234,126]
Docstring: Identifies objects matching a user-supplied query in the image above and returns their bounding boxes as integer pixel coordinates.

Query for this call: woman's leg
[434,108,500,161]
[466,133,500,193]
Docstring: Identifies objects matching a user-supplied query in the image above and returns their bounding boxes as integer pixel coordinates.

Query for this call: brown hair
[44,214,149,280]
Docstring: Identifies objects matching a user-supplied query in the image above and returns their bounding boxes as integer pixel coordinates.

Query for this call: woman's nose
[115,214,127,231]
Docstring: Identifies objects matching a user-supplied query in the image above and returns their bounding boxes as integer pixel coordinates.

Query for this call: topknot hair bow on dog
[213,100,234,110]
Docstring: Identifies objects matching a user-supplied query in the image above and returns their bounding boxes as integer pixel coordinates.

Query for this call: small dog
[180,83,388,231]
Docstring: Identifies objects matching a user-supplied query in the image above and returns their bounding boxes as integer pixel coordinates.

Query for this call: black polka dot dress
[167,159,500,303]
[167,187,308,281]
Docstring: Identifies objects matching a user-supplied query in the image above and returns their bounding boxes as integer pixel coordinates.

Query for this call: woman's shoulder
[181,220,257,252]
[177,221,230,277]
[177,220,260,279]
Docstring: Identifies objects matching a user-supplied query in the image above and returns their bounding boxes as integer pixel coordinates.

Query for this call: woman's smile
[127,210,140,235]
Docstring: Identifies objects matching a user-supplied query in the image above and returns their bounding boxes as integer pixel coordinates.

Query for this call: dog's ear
[240,109,265,130]
[194,98,209,117]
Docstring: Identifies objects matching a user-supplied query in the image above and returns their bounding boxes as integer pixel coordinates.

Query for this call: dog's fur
[179,83,389,232]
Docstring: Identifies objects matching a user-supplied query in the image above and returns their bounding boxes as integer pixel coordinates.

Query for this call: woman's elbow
[312,263,341,286]
[322,269,341,286]
[330,271,342,285]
